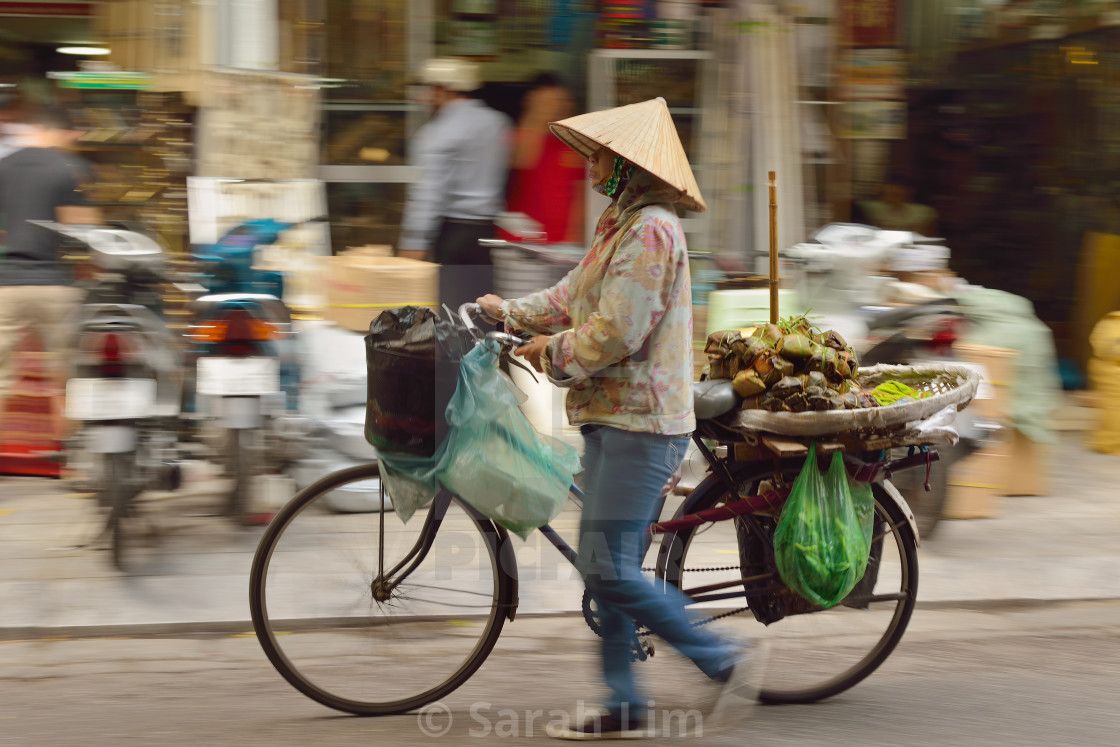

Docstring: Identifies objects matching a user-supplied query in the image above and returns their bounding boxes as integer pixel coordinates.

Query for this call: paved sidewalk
[1,430,1118,638]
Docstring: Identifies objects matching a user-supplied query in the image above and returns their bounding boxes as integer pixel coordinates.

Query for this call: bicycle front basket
[364,306,468,457]
[365,346,461,457]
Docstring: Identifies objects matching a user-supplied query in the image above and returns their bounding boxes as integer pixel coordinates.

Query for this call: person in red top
[503,73,585,244]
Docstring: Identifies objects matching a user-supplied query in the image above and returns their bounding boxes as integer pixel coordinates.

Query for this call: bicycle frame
[374,427,928,625]
[250,302,936,714]
[373,303,925,624]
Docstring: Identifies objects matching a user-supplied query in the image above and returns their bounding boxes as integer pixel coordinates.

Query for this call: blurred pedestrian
[502,73,585,244]
[0,105,99,418]
[857,175,939,236]
[478,98,766,740]
[0,84,34,161]
[397,57,511,311]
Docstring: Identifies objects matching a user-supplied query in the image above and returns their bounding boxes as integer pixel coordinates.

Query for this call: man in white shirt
[397,58,512,311]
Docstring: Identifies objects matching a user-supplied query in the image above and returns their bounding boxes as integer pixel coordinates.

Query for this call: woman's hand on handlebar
[515,335,552,374]
[477,294,505,322]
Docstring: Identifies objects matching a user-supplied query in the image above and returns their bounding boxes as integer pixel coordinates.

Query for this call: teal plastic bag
[378,341,581,539]
[441,341,581,539]
[774,445,874,608]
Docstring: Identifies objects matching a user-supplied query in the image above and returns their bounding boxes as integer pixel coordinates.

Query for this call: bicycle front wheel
[659,461,919,705]
[249,462,511,716]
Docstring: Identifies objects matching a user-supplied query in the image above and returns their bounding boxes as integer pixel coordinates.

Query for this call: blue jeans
[578,425,733,715]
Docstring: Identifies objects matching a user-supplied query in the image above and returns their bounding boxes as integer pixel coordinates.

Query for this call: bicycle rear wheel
[249,462,512,716]
[659,461,918,704]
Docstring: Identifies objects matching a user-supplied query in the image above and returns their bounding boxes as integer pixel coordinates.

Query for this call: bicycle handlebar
[458,302,482,335]
[486,330,526,349]
[457,303,527,353]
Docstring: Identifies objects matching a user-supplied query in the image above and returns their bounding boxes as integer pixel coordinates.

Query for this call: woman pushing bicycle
[478,97,767,740]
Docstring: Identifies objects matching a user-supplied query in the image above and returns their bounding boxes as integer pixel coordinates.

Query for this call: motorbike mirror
[27,219,98,245]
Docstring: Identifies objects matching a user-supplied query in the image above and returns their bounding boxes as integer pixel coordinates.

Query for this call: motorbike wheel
[106,452,134,571]
[225,428,254,526]
[92,453,111,508]
[63,430,107,500]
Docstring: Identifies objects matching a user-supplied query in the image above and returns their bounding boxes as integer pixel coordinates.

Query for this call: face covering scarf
[594,156,635,199]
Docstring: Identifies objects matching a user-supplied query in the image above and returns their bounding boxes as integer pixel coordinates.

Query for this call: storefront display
[196,68,322,179]
[893,2,1120,366]
[51,77,195,255]
[288,0,714,256]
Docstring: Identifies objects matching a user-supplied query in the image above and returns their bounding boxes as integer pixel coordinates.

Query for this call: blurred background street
[4,1,1120,744]
[3,415,1120,745]
[2,415,1120,636]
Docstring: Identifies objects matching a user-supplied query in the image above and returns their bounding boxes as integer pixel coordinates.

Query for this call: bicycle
[249,304,973,716]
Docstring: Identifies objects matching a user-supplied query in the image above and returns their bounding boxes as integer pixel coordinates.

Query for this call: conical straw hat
[549,97,706,213]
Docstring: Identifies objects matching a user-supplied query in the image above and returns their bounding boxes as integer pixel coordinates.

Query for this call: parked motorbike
[862,309,999,538]
[290,371,384,513]
[186,219,307,525]
[783,223,999,537]
[36,220,185,569]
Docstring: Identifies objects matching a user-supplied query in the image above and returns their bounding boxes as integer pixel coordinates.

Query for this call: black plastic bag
[364,307,474,456]
[366,306,473,361]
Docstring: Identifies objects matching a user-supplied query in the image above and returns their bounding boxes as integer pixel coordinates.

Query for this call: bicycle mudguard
[494,526,521,622]
[458,499,521,622]
[879,478,920,547]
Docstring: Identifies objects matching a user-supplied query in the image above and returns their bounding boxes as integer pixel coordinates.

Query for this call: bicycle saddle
[692,379,741,421]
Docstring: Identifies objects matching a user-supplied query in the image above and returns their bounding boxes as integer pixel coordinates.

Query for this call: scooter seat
[692,379,741,421]
[189,293,291,324]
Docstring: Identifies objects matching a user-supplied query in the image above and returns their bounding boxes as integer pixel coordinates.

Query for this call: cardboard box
[323,255,439,333]
[344,245,394,259]
[1000,428,1051,496]
[943,447,1008,519]
[279,254,328,313]
[952,342,1017,422]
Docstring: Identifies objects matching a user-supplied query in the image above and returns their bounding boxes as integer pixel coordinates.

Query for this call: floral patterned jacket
[501,169,695,435]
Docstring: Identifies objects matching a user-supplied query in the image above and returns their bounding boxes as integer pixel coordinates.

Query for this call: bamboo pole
[768,170,779,324]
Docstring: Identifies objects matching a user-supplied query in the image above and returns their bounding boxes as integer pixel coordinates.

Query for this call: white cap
[418,57,481,93]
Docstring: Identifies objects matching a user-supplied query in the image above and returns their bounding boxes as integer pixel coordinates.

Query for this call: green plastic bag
[774,444,874,608]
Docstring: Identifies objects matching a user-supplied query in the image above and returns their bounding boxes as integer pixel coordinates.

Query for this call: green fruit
[704,329,740,355]
[821,330,848,350]
[771,375,804,398]
[707,354,729,380]
[754,323,784,347]
[733,369,767,397]
[778,333,815,360]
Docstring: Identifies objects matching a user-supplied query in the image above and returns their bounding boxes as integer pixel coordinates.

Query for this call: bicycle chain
[633,605,753,642]
[618,562,758,641]
[633,565,760,636]
[641,565,742,573]
[581,566,760,656]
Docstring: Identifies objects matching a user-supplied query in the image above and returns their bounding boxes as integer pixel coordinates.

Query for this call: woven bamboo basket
[726,363,980,439]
